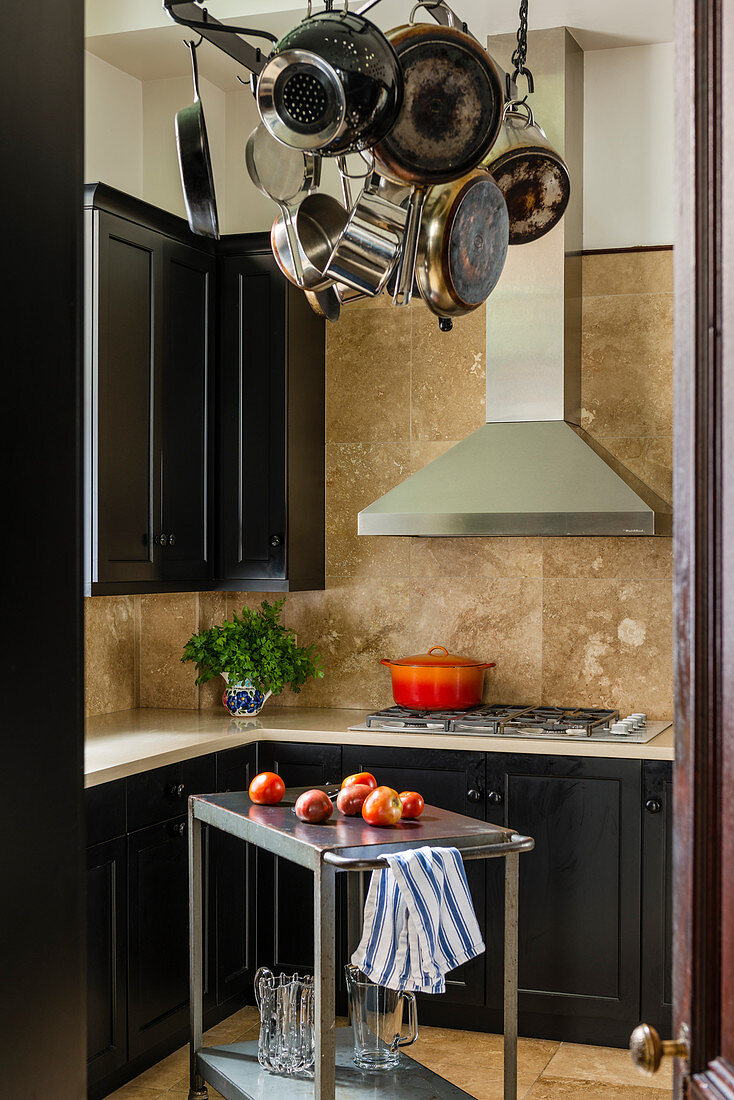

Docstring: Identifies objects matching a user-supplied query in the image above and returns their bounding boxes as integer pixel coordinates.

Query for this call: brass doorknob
[630,1024,688,1075]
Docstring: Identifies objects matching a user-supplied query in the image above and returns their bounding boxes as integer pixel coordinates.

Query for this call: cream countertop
[84,706,675,787]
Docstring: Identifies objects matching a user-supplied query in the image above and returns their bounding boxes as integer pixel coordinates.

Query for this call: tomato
[295,789,333,824]
[248,771,285,805]
[399,791,424,819]
[336,783,373,816]
[341,771,377,791]
[362,786,403,827]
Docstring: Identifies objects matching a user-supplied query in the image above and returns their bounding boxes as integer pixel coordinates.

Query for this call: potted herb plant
[181,598,323,716]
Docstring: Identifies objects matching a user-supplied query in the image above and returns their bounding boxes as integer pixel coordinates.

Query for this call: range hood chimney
[358,28,672,537]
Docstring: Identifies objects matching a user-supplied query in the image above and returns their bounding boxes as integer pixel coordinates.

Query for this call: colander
[257,10,403,156]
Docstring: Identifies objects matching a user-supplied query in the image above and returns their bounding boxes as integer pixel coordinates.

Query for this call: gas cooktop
[349,704,670,743]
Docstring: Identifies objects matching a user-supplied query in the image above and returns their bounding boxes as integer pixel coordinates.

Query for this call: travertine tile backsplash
[85,249,674,719]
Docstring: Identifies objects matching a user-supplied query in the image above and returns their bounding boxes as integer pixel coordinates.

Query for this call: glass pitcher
[344,964,419,1071]
[254,967,314,1076]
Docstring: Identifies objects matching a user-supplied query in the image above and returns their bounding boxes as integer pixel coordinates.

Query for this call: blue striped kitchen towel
[351,846,485,994]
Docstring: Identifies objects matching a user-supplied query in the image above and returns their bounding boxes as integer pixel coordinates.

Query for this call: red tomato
[295,789,333,824]
[336,784,372,816]
[248,771,285,805]
[341,771,378,791]
[399,791,424,819]
[362,786,403,827]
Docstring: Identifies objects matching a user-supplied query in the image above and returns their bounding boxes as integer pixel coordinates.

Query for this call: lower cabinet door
[641,761,673,1035]
[127,817,199,1059]
[214,745,257,1005]
[341,746,487,1019]
[256,743,343,977]
[87,836,127,1086]
[485,753,642,1047]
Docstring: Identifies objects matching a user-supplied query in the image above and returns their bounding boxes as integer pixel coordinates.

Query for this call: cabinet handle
[645,798,662,815]
[487,790,504,806]
[269,534,282,548]
[169,783,186,799]
[466,788,483,804]
[171,821,186,837]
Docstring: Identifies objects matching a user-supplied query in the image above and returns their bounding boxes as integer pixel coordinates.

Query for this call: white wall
[85,52,143,197]
[584,42,674,248]
[142,76,227,222]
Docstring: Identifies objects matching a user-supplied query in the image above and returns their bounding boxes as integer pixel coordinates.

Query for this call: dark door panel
[342,745,487,1013]
[87,837,127,1086]
[160,239,214,581]
[214,745,257,1004]
[256,742,342,975]
[641,761,673,1035]
[94,211,161,583]
[485,754,642,1046]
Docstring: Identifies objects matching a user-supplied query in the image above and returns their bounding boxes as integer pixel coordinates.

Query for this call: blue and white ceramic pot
[221,674,271,717]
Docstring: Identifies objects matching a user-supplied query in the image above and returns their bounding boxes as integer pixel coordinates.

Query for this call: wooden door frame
[673,0,734,1094]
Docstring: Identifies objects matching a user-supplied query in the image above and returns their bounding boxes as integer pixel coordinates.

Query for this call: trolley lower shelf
[197,1028,472,1099]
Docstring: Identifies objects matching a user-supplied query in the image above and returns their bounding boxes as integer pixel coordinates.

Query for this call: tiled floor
[109,1007,674,1099]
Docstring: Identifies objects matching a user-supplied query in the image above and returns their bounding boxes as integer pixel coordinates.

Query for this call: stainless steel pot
[481,101,570,245]
[325,177,407,296]
[271,192,349,291]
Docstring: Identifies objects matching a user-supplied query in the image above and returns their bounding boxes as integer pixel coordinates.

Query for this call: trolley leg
[504,853,519,1100]
[188,806,208,1099]
[314,860,336,1100]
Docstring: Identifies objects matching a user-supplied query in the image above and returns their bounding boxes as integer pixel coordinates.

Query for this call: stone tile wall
[85,249,674,719]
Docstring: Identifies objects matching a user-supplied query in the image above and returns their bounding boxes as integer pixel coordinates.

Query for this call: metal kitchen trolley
[186,789,534,1100]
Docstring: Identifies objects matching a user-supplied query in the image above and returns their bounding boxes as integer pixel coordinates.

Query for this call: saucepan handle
[379,658,392,667]
[393,187,426,306]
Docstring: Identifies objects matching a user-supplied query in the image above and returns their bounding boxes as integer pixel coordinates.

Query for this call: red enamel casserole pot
[380,646,495,710]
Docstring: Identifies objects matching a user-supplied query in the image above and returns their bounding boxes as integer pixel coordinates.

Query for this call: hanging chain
[510,0,534,96]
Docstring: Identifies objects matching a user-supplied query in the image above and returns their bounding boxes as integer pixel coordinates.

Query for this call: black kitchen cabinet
[342,745,488,1019]
[87,837,127,1087]
[127,816,196,1059]
[85,184,215,595]
[213,745,258,1005]
[255,741,342,975]
[215,237,325,592]
[484,753,643,1047]
[641,761,673,1035]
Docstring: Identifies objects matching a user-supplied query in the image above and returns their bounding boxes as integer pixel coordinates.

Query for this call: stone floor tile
[106,1086,160,1099]
[128,1044,189,1090]
[542,1042,673,1090]
[527,1077,671,1099]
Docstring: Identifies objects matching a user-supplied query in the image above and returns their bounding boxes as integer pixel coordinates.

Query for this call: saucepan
[325,174,408,296]
[381,646,495,709]
[481,100,571,245]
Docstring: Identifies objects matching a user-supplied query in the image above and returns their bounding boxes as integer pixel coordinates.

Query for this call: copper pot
[380,646,495,709]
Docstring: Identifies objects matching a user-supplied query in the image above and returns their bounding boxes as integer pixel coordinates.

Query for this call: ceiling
[85,0,674,91]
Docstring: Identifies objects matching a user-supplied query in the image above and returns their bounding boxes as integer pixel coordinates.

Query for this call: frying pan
[374,17,504,303]
[245,124,321,286]
[175,40,219,239]
[416,169,509,324]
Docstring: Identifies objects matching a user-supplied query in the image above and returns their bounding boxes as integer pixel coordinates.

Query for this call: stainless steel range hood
[358,28,672,538]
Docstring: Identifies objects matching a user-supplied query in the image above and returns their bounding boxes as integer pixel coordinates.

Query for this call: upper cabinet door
[88,210,162,587]
[217,248,288,586]
[159,239,215,583]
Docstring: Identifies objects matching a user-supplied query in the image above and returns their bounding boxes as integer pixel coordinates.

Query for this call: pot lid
[384,646,492,668]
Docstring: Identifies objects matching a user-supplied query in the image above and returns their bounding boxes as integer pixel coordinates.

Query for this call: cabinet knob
[169,783,186,799]
[645,799,662,815]
[269,534,282,548]
[171,822,186,837]
[169,533,176,546]
[487,790,504,806]
[466,788,483,804]
[157,533,168,546]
